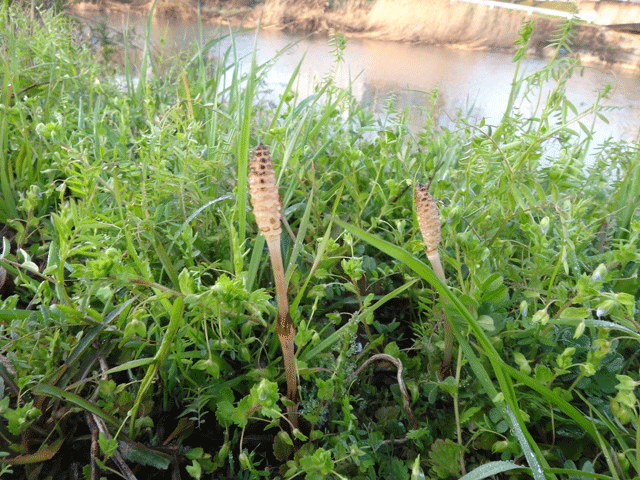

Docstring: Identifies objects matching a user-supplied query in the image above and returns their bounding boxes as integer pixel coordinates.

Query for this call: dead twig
[85,354,137,480]
[85,412,99,480]
[347,353,417,430]
[90,413,137,480]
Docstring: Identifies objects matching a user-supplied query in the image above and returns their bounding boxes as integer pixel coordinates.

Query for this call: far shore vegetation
[1,0,639,479]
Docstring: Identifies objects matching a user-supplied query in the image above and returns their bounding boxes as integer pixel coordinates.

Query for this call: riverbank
[69,0,640,69]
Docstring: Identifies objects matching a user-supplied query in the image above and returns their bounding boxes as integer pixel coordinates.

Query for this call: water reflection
[79,11,640,142]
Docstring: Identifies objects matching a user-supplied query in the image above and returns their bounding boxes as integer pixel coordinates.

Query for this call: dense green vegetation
[1,4,639,479]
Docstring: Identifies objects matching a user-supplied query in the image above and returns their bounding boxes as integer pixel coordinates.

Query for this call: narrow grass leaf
[129,296,184,438]
[268,51,306,133]
[118,439,171,470]
[459,461,526,480]
[246,233,265,294]
[153,235,180,290]
[286,186,314,283]
[65,299,135,368]
[0,309,43,322]
[33,384,121,430]
[173,195,234,242]
[0,38,17,221]
[307,87,350,141]
[135,0,159,99]
[186,33,228,69]
[506,408,545,480]
[613,152,640,238]
[543,469,615,480]
[1,437,64,465]
[235,30,258,249]
[102,358,156,376]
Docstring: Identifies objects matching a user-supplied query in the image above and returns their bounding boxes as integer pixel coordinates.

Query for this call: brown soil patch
[250,0,370,34]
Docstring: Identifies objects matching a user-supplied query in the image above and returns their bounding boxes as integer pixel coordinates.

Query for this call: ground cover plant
[1,3,640,479]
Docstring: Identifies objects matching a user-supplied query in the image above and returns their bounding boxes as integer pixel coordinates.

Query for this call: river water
[80,11,640,144]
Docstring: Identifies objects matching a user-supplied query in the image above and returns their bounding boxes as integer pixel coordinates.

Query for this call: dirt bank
[69,0,640,69]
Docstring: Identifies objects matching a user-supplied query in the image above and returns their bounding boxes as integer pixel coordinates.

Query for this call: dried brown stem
[250,143,299,429]
[85,412,99,480]
[90,413,137,480]
[347,353,417,430]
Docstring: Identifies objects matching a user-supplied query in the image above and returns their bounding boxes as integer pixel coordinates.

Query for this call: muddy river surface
[84,12,640,144]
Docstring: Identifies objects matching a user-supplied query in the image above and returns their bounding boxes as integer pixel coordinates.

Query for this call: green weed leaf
[299,448,335,480]
[98,432,118,459]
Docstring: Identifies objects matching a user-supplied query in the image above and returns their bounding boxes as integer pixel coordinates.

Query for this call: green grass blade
[246,234,265,294]
[65,299,135,368]
[576,391,628,478]
[613,149,640,239]
[0,309,44,322]
[235,30,258,252]
[166,195,234,260]
[543,469,615,480]
[34,384,121,430]
[1,436,64,465]
[102,358,155,376]
[505,407,546,480]
[128,296,184,438]
[135,0,159,100]
[152,235,180,290]
[285,186,314,284]
[268,50,306,133]
[0,31,17,221]
[459,461,526,480]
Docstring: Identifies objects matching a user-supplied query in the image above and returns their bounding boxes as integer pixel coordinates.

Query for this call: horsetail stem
[249,143,299,428]
[415,183,453,377]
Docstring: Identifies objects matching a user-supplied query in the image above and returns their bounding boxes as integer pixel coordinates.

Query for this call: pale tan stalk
[415,183,453,377]
[265,235,299,425]
[249,143,299,429]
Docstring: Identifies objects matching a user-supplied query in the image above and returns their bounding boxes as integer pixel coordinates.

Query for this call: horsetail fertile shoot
[249,143,299,429]
[415,183,453,378]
